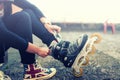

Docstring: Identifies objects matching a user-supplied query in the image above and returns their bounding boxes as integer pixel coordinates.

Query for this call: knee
[15,11,31,21]
[13,11,32,30]
[23,9,34,15]
[23,9,38,19]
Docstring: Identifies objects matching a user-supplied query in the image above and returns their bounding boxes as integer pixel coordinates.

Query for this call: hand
[26,42,50,58]
[44,23,61,34]
[37,47,50,58]
[40,17,61,34]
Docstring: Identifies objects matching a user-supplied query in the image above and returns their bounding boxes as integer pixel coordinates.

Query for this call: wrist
[26,42,39,54]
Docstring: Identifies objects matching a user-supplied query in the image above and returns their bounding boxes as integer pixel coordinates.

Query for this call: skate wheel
[73,68,83,77]
[82,56,89,66]
[87,45,96,55]
[91,33,102,43]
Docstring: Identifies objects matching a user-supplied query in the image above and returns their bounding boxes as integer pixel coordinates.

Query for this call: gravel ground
[1,31,120,80]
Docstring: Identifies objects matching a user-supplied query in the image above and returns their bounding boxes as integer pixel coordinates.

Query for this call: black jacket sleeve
[13,0,45,19]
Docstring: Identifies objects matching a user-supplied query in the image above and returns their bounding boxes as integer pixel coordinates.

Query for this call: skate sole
[72,37,89,70]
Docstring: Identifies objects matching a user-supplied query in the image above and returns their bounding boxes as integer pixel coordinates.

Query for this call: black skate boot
[50,34,88,67]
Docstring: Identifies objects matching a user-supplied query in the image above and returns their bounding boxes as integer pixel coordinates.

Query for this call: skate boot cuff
[50,41,71,65]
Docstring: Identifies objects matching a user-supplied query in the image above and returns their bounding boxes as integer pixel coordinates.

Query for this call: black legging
[0,10,56,64]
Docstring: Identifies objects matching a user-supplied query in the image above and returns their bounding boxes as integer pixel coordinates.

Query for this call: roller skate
[50,33,88,67]
[50,32,102,77]
[23,62,56,80]
[72,33,102,77]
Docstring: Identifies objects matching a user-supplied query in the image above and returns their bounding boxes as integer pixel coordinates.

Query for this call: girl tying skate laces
[0,0,88,79]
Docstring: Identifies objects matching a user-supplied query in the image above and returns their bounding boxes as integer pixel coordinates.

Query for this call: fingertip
[48,49,51,55]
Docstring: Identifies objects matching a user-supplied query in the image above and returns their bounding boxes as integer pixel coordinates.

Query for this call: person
[0,0,88,80]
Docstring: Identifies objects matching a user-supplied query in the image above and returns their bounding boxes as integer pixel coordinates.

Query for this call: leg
[3,11,56,80]
[0,17,28,80]
[24,9,89,68]
[3,11,35,64]
[24,9,57,46]
[0,17,29,64]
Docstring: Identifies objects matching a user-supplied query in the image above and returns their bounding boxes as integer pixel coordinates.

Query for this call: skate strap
[53,31,62,42]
